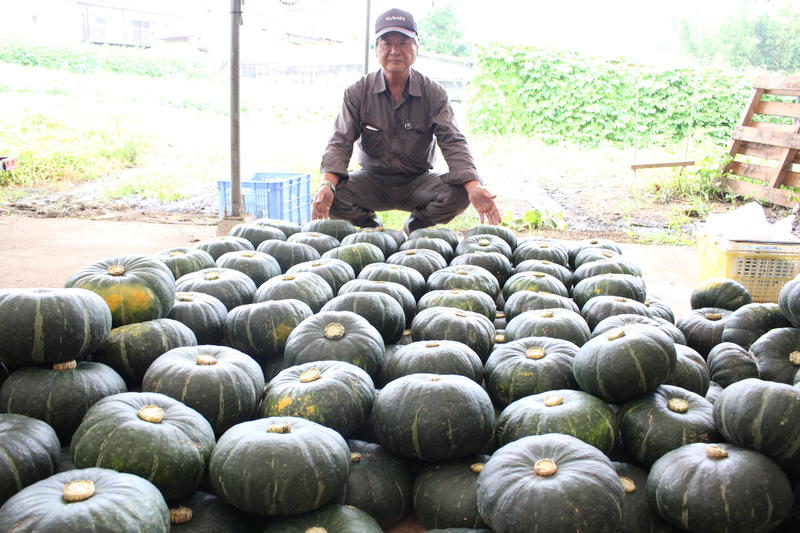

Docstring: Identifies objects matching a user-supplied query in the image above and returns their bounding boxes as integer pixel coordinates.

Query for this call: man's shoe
[357,214,383,229]
[403,215,430,236]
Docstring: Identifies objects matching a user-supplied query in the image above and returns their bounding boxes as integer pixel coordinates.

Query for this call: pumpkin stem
[204,272,220,281]
[241,252,255,258]
[305,528,328,533]
[137,405,165,424]
[544,395,564,407]
[495,333,506,343]
[404,250,417,255]
[448,288,463,293]
[324,323,346,340]
[299,368,322,383]
[177,293,194,302]
[470,463,485,474]
[607,329,626,341]
[107,265,125,276]
[195,354,218,366]
[425,342,441,348]
[530,272,545,278]
[402,329,411,337]
[478,238,491,246]
[426,376,442,382]
[63,480,95,502]
[706,313,723,321]
[282,275,296,281]
[311,261,323,267]
[350,452,363,464]
[169,506,193,525]
[268,422,293,434]
[526,347,546,360]
[454,310,467,317]
[619,476,637,493]
[496,311,506,319]
[53,360,77,371]
[169,251,185,257]
[790,351,800,366]
[613,297,627,302]
[539,311,554,318]
[706,445,729,459]
[668,398,690,413]
[534,459,558,477]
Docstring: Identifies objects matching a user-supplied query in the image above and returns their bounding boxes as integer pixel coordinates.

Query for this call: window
[132,19,153,46]
[88,16,107,41]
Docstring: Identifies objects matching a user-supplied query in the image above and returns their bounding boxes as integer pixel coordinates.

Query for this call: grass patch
[374,209,480,233]
[100,171,192,202]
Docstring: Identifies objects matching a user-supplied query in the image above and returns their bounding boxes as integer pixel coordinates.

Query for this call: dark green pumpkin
[495,389,618,454]
[690,277,752,311]
[320,291,405,344]
[208,416,350,516]
[721,302,790,350]
[413,455,490,530]
[194,236,254,261]
[750,327,800,384]
[93,318,198,387]
[665,344,710,396]
[513,258,572,290]
[779,275,800,328]
[573,324,677,404]
[512,239,569,267]
[228,222,286,248]
[612,461,675,533]
[287,231,341,255]
[705,380,723,404]
[464,224,518,250]
[645,295,676,323]
[505,308,591,347]
[322,242,385,276]
[0,288,111,367]
[572,246,625,269]
[142,345,265,437]
[675,307,732,357]
[572,273,647,310]
[338,278,417,328]
[400,236,454,262]
[571,257,642,285]
[0,467,170,533]
[0,413,60,506]
[168,491,248,533]
[263,503,383,533]
[476,433,624,533]
[418,288,497,321]
[647,443,792,533]
[301,218,357,241]
[707,342,759,387]
[503,289,579,321]
[371,373,495,462]
[357,262,427,300]
[216,250,281,287]
[502,271,569,300]
[581,295,651,331]
[155,247,216,280]
[286,257,355,294]
[592,313,686,344]
[223,299,313,364]
[167,291,228,345]
[253,271,333,313]
[484,336,579,408]
[410,306,496,363]
[408,226,459,250]
[71,392,215,501]
[619,384,719,466]
[427,264,500,299]
[253,217,302,238]
[455,234,512,261]
[260,361,375,437]
[568,238,623,268]
[175,267,257,311]
[1,360,126,445]
[255,239,321,273]
[451,250,514,287]
[386,248,448,280]
[378,339,484,387]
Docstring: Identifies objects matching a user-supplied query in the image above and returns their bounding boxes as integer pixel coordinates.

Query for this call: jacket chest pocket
[359,123,387,158]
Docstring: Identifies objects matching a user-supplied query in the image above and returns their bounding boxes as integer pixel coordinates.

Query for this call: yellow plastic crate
[697,233,800,303]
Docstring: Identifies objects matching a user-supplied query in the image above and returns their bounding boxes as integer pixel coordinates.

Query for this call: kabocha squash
[260,361,375,437]
[465,224,518,250]
[142,345,265,437]
[167,291,228,345]
[644,295,676,323]
[378,340,484,387]
[155,247,216,280]
[342,227,400,257]
[253,271,333,313]
[320,291,405,344]
[216,250,281,287]
[581,295,651,331]
[301,218,356,241]
[411,306,496,362]
[0,288,111,367]
[175,267,257,311]
[713,378,800,474]
[502,270,569,300]
[283,310,385,379]
[720,302,789,349]
[71,392,215,501]
[262,503,383,533]
[64,254,176,328]
[228,222,286,248]
[338,440,412,529]
[612,461,674,533]
[223,299,313,364]
[358,262,427,300]
[665,344,710,395]
[690,277,752,311]
[647,443,792,533]
[451,250,514,286]
[568,238,623,268]
[749,327,800,384]
[418,288,497,321]
[619,384,719,466]
[427,264,500,298]
[194,236,254,260]
[675,307,732,357]
[456,234,513,260]
[339,278,417,328]
[572,273,647,310]
[495,389,618,454]
[572,246,624,269]
[254,217,302,238]
[1,361,126,445]
[512,239,569,267]
[371,373,494,462]
[209,417,350,516]
[168,491,248,533]
[779,275,800,328]
[322,242,385,276]
[505,308,591,347]
[573,324,677,404]
[93,318,197,387]
[483,336,579,408]
[592,313,686,344]
[503,289,579,321]
[401,237,454,262]
[706,381,723,404]
[386,248,448,280]
[256,239,321,272]
[0,413,60,505]
[707,342,759,387]
[286,257,355,294]
[571,257,642,285]
[476,433,624,533]
[0,467,170,533]
[513,258,572,290]
[408,226,459,250]
[413,455,490,530]
[287,231,341,255]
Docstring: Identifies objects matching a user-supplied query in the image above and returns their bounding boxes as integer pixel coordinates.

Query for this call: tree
[417,5,469,57]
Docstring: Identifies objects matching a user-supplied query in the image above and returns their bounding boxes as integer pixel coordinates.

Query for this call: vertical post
[230,0,242,217]
[364,0,371,75]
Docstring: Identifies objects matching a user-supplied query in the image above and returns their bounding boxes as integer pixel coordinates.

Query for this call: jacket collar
[373,69,421,97]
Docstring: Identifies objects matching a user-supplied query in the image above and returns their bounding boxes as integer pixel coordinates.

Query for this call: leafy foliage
[417,5,470,57]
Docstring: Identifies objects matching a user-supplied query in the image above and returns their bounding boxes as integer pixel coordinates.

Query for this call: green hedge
[467,44,754,147]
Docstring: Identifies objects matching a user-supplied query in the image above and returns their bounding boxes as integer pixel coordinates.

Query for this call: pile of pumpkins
[1,217,800,533]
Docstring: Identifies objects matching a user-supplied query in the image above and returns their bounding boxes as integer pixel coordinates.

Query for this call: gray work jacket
[320,68,481,185]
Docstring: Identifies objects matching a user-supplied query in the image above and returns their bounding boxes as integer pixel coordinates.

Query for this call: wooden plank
[755,100,800,119]
[630,160,694,170]
[716,177,797,207]
[738,142,786,160]
[749,121,795,133]
[765,88,800,97]
[783,169,800,188]
[728,161,776,183]
[755,75,800,92]
[732,125,800,149]
[768,148,796,188]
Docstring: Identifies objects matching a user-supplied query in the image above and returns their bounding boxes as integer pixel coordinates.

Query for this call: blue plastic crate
[217,172,311,224]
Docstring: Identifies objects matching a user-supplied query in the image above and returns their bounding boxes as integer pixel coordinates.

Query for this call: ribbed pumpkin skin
[505,308,591,347]
[260,361,375,437]
[0,467,170,533]
[418,288,497,321]
[502,271,569,300]
[512,239,569,267]
[411,306,496,362]
[408,226,459,250]
[619,384,719,466]
[156,247,216,280]
[612,461,674,533]
[216,250,282,287]
[413,455,490,530]
[322,242,385,276]
[286,257,355,294]
[568,238,623,267]
[1,361,126,445]
[301,218,356,241]
[592,313,686,345]
[93,318,198,387]
[194,236,254,261]
[572,273,647,310]
[228,222,286,248]
[371,374,495,462]
[142,345,265,437]
[400,237,454,262]
[503,290,579,321]
[71,392,215,501]
[572,246,624,269]
[427,264,500,299]
[690,277,752,311]
[254,217,302,238]
[573,324,677,404]
[223,299,313,363]
[321,291,406,344]
[484,336,579,408]
[513,258,572,289]
[358,262,427,300]
[287,231,341,255]
[386,248,448,280]
[465,224,518,250]
[253,271,333,313]
[495,389,618,454]
[581,295,651,331]
[647,443,793,533]
[64,254,177,328]
[477,433,624,533]
[451,251,514,287]
[0,413,60,506]
[707,342,759,387]
[675,307,732,357]
[175,267,257,312]
[338,440,412,529]
[456,234,513,260]
[0,288,111,367]
[665,344,710,396]
[209,417,350,516]
[378,340,484,387]
[645,295,676,323]
[167,291,228,345]
[721,302,789,350]
[779,276,800,328]
[263,503,383,533]
[714,378,800,473]
[339,279,417,328]
[283,311,385,379]
[169,491,249,533]
[750,327,800,384]
[256,239,321,273]
[571,257,641,285]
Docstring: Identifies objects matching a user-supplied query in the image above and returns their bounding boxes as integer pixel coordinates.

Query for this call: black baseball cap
[375,8,418,40]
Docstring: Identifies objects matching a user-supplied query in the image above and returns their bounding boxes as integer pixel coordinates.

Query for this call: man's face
[376,32,417,75]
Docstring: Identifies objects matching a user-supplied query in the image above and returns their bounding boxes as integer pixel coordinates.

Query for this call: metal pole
[230,0,242,217]
[364,0,371,74]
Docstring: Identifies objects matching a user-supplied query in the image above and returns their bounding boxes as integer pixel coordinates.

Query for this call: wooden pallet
[714,75,800,207]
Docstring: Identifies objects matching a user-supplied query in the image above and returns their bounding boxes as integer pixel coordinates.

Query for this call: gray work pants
[328,170,470,227]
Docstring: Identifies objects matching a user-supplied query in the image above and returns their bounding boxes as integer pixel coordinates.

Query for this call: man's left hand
[464,181,501,225]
